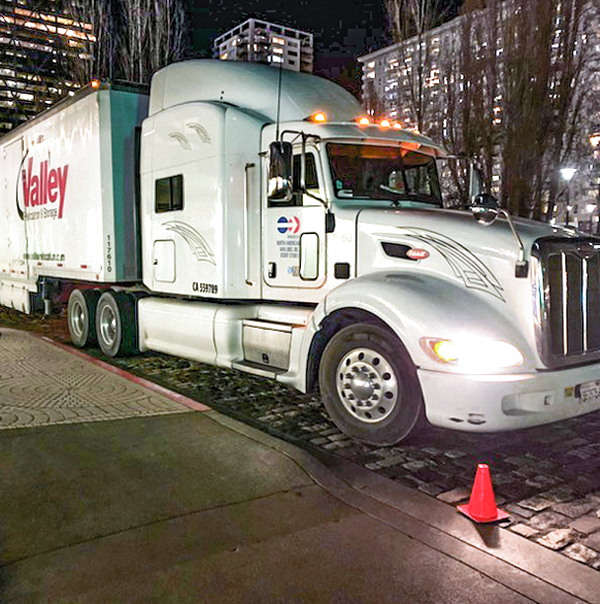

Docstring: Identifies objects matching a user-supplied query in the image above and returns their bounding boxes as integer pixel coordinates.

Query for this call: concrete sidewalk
[0,328,599,603]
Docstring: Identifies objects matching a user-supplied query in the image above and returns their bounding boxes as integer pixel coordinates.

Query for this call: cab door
[263,150,327,292]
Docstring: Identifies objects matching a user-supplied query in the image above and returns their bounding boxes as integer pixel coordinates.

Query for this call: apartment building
[213,18,313,73]
[0,0,94,136]
[358,5,600,226]
[358,18,459,136]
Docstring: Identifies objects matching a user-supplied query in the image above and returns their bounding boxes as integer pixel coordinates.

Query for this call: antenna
[275,59,283,141]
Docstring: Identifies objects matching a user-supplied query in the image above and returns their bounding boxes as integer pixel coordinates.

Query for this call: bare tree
[363,80,387,120]
[63,0,187,84]
[435,0,501,204]
[456,0,599,219]
[121,0,187,83]
[385,0,445,131]
[61,0,119,83]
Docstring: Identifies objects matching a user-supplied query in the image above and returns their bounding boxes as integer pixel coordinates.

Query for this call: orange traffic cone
[457,463,509,523]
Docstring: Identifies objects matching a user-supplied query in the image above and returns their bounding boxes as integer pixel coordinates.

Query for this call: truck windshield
[326,143,442,207]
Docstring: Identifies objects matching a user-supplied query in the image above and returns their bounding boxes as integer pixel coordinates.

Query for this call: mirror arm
[302,188,328,208]
[498,208,529,278]
[468,157,476,201]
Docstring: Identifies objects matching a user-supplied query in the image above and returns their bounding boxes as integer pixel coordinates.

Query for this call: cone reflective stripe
[457,463,509,523]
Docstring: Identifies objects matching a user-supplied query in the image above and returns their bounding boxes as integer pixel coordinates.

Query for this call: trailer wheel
[319,323,424,446]
[67,289,100,348]
[96,291,137,357]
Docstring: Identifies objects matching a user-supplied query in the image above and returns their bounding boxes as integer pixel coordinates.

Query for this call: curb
[38,332,210,413]
[206,412,600,604]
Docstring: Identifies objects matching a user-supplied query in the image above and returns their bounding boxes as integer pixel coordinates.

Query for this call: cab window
[269,153,321,207]
[155,174,183,213]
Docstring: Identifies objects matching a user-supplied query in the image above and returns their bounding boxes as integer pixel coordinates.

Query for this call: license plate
[579,380,600,404]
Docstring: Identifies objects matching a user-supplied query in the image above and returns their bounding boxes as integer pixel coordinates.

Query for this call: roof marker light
[380,119,391,128]
[393,122,403,130]
[358,116,370,126]
[309,111,327,123]
[91,79,100,89]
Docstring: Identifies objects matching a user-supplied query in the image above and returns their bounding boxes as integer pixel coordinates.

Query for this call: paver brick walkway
[0,329,192,429]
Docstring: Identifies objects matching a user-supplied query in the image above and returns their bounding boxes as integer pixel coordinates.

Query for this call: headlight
[421,337,524,369]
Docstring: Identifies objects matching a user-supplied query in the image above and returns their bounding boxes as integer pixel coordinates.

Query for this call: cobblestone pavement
[0,328,192,428]
[3,306,600,571]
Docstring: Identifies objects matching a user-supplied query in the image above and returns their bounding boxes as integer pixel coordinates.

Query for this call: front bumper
[418,362,600,432]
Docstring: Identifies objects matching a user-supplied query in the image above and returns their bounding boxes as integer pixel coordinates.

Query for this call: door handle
[268,262,277,278]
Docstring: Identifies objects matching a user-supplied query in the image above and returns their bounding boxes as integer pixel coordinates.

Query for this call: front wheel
[319,323,424,446]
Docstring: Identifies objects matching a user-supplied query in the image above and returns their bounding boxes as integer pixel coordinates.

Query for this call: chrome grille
[533,237,600,368]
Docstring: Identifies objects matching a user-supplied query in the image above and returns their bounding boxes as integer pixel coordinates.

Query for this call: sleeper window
[155,174,184,213]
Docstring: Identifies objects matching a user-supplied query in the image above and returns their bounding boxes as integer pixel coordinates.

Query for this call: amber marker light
[393,122,403,130]
[357,116,371,126]
[309,111,327,123]
[380,119,391,128]
[91,79,100,89]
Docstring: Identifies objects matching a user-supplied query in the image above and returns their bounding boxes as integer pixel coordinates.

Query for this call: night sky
[188,0,463,95]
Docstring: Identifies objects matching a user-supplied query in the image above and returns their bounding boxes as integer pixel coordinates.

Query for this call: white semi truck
[2,59,600,445]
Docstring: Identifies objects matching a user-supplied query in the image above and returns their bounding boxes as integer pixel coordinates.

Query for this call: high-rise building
[0,0,94,136]
[213,18,313,73]
[358,5,600,225]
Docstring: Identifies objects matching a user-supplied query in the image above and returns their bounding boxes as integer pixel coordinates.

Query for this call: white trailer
[2,59,600,445]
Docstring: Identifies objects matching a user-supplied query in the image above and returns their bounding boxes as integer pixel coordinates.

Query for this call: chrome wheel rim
[335,347,399,423]
[99,304,117,348]
[70,299,85,340]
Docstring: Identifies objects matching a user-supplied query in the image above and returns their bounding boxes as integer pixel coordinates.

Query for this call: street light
[561,168,577,226]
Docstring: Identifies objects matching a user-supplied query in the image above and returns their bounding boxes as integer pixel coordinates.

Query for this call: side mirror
[268,141,293,202]
[469,165,484,200]
[471,193,499,225]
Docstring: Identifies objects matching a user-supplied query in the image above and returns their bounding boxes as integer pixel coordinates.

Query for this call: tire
[319,322,424,446]
[67,289,100,348]
[95,291,138,357]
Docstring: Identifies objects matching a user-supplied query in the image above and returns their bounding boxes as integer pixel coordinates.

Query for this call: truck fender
[293,271,535,393]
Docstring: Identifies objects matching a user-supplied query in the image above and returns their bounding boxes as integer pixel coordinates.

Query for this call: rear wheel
[96,291,138,357]
[67,289,100,348]
[319,323,424,445]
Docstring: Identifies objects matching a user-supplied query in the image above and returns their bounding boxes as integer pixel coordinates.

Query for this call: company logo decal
[407,248,429,260]
[19,157,69,220]
[397,227,505,301]
[164,221,215,265]
[277,216,300,234]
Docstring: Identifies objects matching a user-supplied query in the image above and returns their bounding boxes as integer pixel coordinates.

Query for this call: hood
[355,207,579,301]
